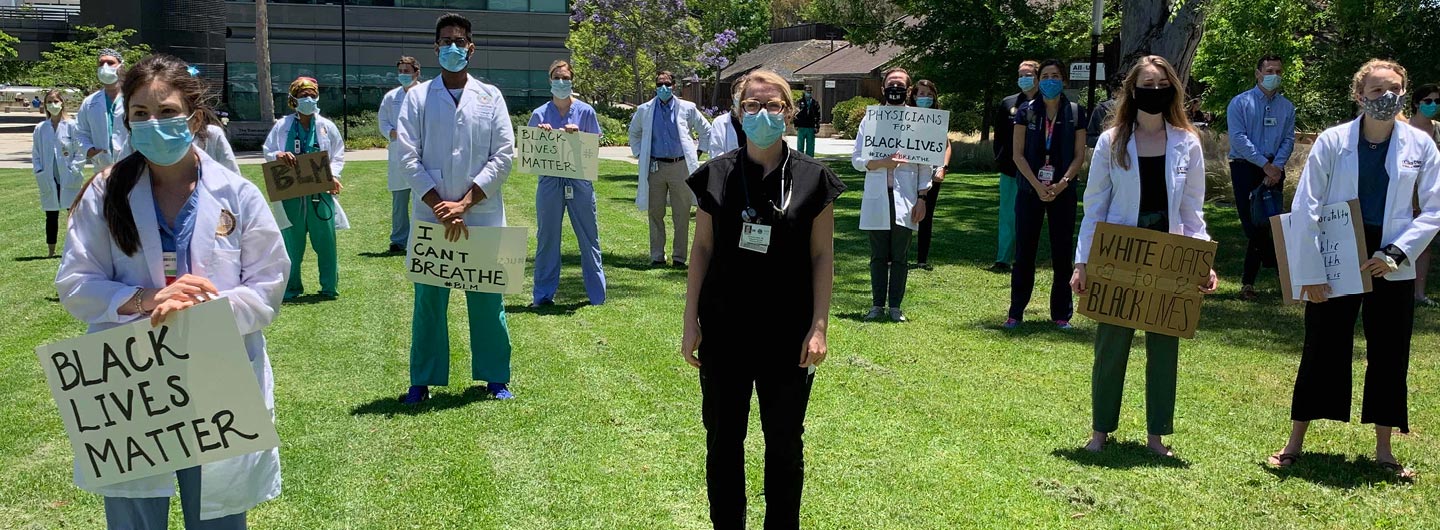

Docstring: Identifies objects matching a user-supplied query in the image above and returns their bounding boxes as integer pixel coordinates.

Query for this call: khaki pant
[648,160,692,264]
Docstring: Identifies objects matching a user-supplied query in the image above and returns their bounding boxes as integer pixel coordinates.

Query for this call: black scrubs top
[687,146,845,365]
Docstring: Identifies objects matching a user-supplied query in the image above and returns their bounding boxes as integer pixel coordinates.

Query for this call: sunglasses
[656,82,675,88]
[1422,98,1439,105]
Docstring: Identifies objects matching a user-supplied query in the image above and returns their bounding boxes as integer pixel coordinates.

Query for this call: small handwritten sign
[1078,223,1218,339]
[1272,200,1371,304]
[859,106,951,166]
[514,126,600,181]
[261,152,334,202]
[406,221,527,294]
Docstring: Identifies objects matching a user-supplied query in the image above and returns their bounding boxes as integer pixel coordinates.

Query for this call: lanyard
[1043,115,1057,166]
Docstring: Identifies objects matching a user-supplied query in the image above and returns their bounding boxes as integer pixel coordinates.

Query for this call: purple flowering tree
[698,29,738,109]
[572,0,700,104]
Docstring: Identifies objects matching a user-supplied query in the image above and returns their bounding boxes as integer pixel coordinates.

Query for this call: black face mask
[1133,86,1176,115]
[884,85,908,104]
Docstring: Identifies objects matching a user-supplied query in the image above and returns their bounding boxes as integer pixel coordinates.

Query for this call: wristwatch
[1381,244,1408,265]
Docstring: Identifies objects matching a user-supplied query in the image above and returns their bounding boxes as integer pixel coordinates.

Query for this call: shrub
[596,104,634,124]
[597,114,628,147]
[945,140,997,173]
[831,96,877,138]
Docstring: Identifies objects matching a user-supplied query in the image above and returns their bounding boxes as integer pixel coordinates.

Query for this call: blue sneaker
[1002,318,1020,329]
[487,382,514,400]
[401,385,430,405]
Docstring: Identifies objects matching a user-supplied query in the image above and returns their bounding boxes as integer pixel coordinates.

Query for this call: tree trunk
[711,70,722,110]
[631,51,643,106]
[256,0,275,122]
[1120,0,1207,86]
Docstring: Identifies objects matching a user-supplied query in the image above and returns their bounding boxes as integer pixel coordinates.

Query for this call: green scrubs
[280,115,338,299]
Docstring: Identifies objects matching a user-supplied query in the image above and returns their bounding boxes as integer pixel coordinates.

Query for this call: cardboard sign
[1078,223,1218,339]
[261,151,335,202]
[514,126,600,181]
[406,221,527,294]
[1272,200,1372,304]
[859,106,951,166]
[34,300,280,488]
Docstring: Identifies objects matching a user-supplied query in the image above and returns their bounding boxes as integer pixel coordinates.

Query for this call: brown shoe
[1240,284,1258,301]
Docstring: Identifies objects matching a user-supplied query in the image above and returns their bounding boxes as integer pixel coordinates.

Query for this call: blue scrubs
[528,100,607,305]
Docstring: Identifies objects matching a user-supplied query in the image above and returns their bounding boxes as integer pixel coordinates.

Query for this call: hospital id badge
[739,223,772,254]
[1038,164,1055,184]
[1264,117,1278,127]
[564,185,575,200]
[162,251,178,284]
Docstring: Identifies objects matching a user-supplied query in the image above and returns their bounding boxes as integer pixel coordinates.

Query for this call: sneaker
[529,299,554,308]
[1055,320,1074,330]
[672,260,687,269]
[401,385,430,405]
[388,243,405,253]
[1240,284,1258,301]
[889,308,907,322]
[917,262,933,271]
[989,262,1011,273]
[864,306,884,321]
[1417,297,1437,308]
[487,382,514,400]
[1002,318,1020,329]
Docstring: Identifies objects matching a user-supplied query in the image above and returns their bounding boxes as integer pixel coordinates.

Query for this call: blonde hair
[549,59,572,79]
[734,69,797,119]
[1351,59,1408,100]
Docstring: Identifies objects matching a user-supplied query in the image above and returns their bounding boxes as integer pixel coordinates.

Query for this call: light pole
[1087,0,1104,111]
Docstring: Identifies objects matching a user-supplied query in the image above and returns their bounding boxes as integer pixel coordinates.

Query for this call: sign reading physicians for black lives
[34,300,280,488]
[1078,223,1218,339]
[514,126,600,181]
[407,221,527,294]
[860,105,951,167]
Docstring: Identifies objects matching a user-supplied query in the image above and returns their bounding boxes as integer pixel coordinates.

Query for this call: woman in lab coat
[56,54,287,530]
[1267,60,1440,478]
[32,89,84,256]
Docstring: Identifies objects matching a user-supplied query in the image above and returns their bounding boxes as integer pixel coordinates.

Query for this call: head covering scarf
[288,77,319,108]
[97,48,124,64]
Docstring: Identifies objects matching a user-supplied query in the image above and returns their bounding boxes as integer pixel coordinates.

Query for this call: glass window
[488,0,528,11]
[530,0,566,12]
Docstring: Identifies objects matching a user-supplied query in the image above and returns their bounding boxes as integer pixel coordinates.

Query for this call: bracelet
[130,288,146,315]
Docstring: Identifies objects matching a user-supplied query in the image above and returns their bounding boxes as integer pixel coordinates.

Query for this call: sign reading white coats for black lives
[860,105,951,167]
[514,126,600,181]
[407,221,527,294]
[34,299,280,488]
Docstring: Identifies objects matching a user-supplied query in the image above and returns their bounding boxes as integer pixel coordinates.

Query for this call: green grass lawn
[1,156,1438,529]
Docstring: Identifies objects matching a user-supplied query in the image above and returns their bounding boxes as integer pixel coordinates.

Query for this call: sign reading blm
[34,299,281,488]
[1078,223,1218,339]
[261,151,335,202]
[407,221,528,294]
[860,105,951,167]
[514,126,600,181]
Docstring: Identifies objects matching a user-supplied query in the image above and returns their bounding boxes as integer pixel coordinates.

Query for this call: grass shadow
[1051,440,1192,469]
[506,301,590,316]
[45,296,59,303]
[349,385,493,417]
[283,293,339,306]
[14,255,59,262]
[606,255,690,275]
[357,251,405,259]
[1259,452,1415,488]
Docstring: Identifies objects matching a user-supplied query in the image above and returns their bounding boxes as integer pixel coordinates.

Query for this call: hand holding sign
[1076,223,1218,339]
[515,126,599,181]
[407,221,526,294]
[262,152,335,202]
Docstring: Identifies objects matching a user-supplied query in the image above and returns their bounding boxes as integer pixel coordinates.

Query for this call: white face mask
[97,64,120,85]
[46,102,62,115]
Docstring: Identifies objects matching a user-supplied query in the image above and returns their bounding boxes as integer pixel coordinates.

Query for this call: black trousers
[45,210,59,245]
[1229,160,1279,285]
[700,357,814,530]
[916,180,942,263]
[1291,226,1414,432]
[1009,185,1076,321]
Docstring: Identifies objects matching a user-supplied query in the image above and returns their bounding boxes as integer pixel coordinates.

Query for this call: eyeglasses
[655,82,675,88]
[437,37,470,46]
[739,99,788,115]
[1422,98,1439,105]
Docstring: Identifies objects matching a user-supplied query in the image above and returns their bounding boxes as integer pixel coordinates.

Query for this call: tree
[257,0,276,122]
[698,30,739,108]
[25,26,151,91]
[1120,0,1208,85]
[567,22,654,107]
[1306,0,1440,127]
[571,0,701,104]
[771,0,813,28]
[1191,0,1317,130]
[0,29,28,85]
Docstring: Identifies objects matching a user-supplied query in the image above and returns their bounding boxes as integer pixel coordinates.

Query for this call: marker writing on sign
[84,410,260,481]
[409,224,508,287]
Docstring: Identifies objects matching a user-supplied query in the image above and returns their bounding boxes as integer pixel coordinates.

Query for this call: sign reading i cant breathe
[406,221,527,294]
[1078,223,1218,339]
[34,300,280,488]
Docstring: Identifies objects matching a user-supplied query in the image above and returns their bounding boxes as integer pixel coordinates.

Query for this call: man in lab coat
[396,12,517,404]
[380,56,422,253]
[74,48,129,171]
[628,71,711,267]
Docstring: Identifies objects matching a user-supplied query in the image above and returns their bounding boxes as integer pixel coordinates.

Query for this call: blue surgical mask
[656,85,673,102]
[398,73,414,86]
[438,44,469,73]
[1018,75,1036,92]
[741,109,786,149]
[1420,101,1438,119]
[1040,79,1064,100]
[915,97,934,108]
[129,115,194,166]
[1261,74,1281,91]
[551,79,573,100]
[296,96,319,116]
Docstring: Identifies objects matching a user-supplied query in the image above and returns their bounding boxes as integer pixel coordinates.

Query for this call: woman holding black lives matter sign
[1266,60,1440,479]
[56,54,288,529]
[1071,55,1216,457]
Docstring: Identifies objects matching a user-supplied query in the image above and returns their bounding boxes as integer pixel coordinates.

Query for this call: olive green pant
[1091,323,1179,435]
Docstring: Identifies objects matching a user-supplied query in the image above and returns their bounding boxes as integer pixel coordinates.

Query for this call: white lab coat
[396,76,514,227]
[263,113,350,230]
[1290,117,1440,284]
[55,148,287,521]
[379,85,412,192]
[74,89,128,170]
[32,118,85,210]
[627,96,711,210]
[706,112,740,159]
[1076,124,1210,264]
[853,115,933,231]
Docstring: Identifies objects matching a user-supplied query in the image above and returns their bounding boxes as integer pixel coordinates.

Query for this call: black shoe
[672,260,687,269]
[989,262,1011,273]
[651,260,666,267]
[388,243,405,253]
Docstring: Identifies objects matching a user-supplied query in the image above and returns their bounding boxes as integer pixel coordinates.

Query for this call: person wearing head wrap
[262,76,350,301]
[74,48,129,170]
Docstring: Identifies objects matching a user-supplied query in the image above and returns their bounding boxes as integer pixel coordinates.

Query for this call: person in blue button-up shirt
[1227,54,1297,300]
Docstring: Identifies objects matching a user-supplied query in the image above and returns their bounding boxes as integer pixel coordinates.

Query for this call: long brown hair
[73,54,213,256]
[42,89,66,120]
[1107,55,1193,170]
[908,79,941,109]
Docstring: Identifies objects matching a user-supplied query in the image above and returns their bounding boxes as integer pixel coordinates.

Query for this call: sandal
[1267,452,1300,468]
[1379,460,1417,480]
